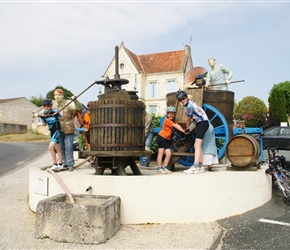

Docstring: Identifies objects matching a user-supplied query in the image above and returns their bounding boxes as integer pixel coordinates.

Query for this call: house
[102,42,193,116]
[31,106,50,135]
[0,97,38,134]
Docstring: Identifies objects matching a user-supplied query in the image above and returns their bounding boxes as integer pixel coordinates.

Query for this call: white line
[258,218,290,227]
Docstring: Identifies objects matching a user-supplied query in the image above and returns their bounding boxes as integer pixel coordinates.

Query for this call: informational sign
[280,122,288,126]
[35,176,48,196]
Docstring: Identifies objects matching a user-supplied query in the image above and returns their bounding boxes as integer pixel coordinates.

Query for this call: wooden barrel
[166,92,186,126]
[90,99,145,151]
[203,90,234,126]
[226,134,260,167]
[166,90,234,134]
[203,90,234,139]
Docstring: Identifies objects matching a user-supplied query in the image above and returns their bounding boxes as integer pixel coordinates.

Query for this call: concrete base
[29,159,272,224]
[35,194,120,244]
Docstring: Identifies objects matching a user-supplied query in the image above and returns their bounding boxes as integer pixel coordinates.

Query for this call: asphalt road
[0,142,48,176]
[211,149,290,250]
[212,183,290,250]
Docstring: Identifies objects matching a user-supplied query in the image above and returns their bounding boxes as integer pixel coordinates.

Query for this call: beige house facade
[0,97,38,132]
[31,106,50,135]
[103,42,193,116]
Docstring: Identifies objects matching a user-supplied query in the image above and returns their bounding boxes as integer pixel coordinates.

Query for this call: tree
[30,94,44,107]
[234,96,267,128]
[46,85,74,100]
[269,81,290,114]
[268,87,287,127]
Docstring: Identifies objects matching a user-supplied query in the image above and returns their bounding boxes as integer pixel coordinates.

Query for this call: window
[280,128,290,135]
[264,127,279,136]
[37,117,43,125]
[149,82,157,98]
[167,80,176,93]
[149,105,157,115]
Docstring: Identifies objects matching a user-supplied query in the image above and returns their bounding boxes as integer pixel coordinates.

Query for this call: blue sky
[0,0,289,107]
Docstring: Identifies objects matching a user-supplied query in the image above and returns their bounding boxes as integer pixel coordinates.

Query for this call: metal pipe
[54,82,97,115]
[114,46,120,79]
[212,80,245,87]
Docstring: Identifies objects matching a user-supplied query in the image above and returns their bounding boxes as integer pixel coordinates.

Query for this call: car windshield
[264,127,279,136]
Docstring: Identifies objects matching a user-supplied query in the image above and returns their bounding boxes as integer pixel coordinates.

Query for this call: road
[0,142,48,176]
[212,183,290,250]
[212,149,290,250]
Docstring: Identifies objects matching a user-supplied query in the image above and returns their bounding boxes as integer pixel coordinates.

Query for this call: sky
[0,0,289,107]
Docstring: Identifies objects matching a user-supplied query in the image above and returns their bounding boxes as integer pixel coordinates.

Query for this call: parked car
[254,126,290,150]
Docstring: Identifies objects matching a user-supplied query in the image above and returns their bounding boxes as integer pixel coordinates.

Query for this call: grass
[0,132,50,142]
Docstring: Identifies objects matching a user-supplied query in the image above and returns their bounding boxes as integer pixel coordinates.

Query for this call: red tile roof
[126,48,186,74]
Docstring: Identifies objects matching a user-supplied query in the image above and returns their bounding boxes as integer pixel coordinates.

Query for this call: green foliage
[29,129,40,135]
[242,112,267,128]
[269,81,290,114]
[233,99,238,110]
[268,87,288,127]
[30,94,44,107]
[151,113,163,128]
[151,113,163,153]
[46,85,75,100]
[77,133,86,151]
[234,96,267,128]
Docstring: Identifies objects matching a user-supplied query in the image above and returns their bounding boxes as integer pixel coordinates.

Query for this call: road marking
[258,218,290,227]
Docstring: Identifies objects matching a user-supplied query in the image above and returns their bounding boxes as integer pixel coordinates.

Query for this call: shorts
[50,129,61,144]
[194,121,209,139]
[156,134,171,149]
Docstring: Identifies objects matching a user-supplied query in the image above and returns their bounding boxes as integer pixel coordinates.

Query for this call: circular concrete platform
[29,158,272,225]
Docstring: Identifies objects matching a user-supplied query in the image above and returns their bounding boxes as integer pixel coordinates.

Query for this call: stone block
[35,194,121,244]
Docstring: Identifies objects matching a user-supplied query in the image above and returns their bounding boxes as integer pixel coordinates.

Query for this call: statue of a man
[205,57,233,90]
[52,88,81,171]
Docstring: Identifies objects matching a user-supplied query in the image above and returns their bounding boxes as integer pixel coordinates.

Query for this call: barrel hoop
[95,104,144,109]
[91,143,144,147]
[91,124,145,128]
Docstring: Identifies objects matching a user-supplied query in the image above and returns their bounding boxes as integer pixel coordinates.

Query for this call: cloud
[0,2,232,62]
[0,1,289,106]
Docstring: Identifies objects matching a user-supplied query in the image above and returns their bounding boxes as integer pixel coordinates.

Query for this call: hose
[46,156,94,203]
[47,168,75,204]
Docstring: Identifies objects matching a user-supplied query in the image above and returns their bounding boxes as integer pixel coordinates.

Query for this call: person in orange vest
[156,106,187,174]
[82,101,92,151]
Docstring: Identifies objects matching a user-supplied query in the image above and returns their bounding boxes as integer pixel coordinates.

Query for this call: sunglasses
[43,105,51,107]
[179,97,186,102]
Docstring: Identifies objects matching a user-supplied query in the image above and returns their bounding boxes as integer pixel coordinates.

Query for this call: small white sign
[280,122,288,126]
[35,176,48,196]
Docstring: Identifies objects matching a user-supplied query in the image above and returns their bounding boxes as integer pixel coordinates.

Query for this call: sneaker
[68,166,74,172]
[199,167,205,173]
[157,168,167,174]
[58,164,66,171]
[162,167,172,174]
[184,166,200,174]
[50,164,59,171]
